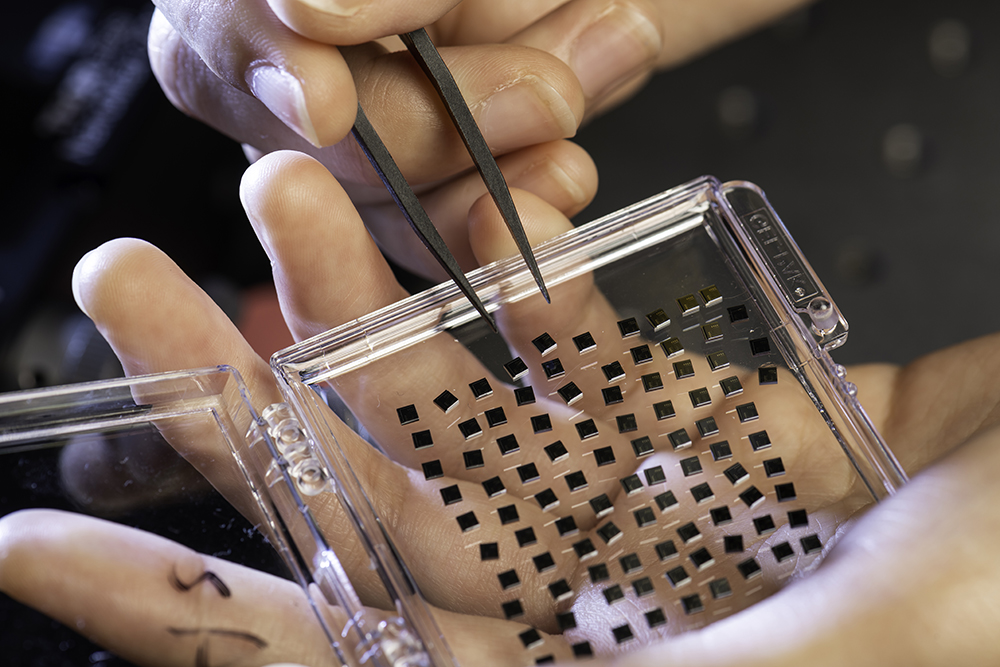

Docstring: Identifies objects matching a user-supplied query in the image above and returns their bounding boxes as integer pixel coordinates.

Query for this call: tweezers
[351,28,550,333]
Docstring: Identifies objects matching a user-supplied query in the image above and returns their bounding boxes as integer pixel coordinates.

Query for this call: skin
[147,0,813,277]
[2,152,1000,666]
[4,2,998,664]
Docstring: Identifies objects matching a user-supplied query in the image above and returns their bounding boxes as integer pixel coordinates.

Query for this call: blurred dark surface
[576,0,1000,367]
[1,0,998,664]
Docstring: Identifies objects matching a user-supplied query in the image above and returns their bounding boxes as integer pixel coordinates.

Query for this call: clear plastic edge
[0,175,913,667]
[265,175,912,666]
[270,175,720,381]
[715,181,908,498]
[0,365,246,451]
[270,381,456,667]
[0,366,361,667]
[266,175,729,667]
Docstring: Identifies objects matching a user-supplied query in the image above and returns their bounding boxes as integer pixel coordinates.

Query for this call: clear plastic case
[0,177,906,666]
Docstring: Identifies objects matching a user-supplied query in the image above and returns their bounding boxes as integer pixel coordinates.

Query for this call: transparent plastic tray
[0,177,907,666]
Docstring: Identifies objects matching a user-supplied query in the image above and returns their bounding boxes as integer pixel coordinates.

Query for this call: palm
[3,154,999,667]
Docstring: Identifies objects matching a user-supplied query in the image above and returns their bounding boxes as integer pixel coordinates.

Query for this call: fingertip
[247,57,358,149]
[0,509,86,594]
[70,238,277,397]
[239,150,405,339]
[72,238,168,324]
[241,149,320,216]
[0,508,46,555]
[470,55,586,156]
[70,238,200,372]
[468,188,574,267]
[242,149,332,194]
[241,150,351,260]
[71,248,98,319]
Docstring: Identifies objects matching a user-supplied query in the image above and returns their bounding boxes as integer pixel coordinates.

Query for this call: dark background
[1,0,997,664]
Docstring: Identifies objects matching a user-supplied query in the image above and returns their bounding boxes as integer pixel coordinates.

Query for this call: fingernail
[241,144,265,164]
[297,0,363,17]
[570,4,662,100]
[477,76,580,153]
[239,195,275,265]
[249,66,321,147]
[238,167,275,265]
[71,249,98,317]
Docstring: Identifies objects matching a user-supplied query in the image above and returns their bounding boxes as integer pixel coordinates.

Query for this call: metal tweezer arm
[351,104,498,331]
[399,29,550,305]
[350,28,550,332]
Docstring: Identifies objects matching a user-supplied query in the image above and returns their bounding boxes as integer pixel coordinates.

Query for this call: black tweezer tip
[526,263,550,303]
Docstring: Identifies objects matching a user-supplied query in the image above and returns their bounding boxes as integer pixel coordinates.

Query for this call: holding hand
[148,0,810,278]
[3,151,1000,666]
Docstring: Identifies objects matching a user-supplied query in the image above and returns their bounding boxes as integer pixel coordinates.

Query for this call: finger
[239,151,407,341]
[507,0,662,107]
[151,25,584,188]
[0,510,334,667]
[240,152,535,470]
[265,0,461,45]
[307,41,585,188]
[468,188,629,418]
[364,140,597,278]
[853,330,1000,474]
[71,238,280,406]
[148,6,354,148]
[430,0,570,45]
[240,151,480,457]
[430,140,597,222]
[71,238,286,521]
[71,239,278,404]
[64,232,521,619]
[0,510,577,666]
[507,0,815,116]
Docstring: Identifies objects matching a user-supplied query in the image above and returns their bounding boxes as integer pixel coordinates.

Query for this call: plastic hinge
[260,402,332,496]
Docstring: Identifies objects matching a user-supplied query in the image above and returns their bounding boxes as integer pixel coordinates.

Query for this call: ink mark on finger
[167,627,268,649]
[195,643,209,667]
[168,627,268,667]
[170,569,232,598]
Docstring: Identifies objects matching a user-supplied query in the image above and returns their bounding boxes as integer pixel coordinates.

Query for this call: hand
[148,0,810,279]
[3,151,1000,666]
